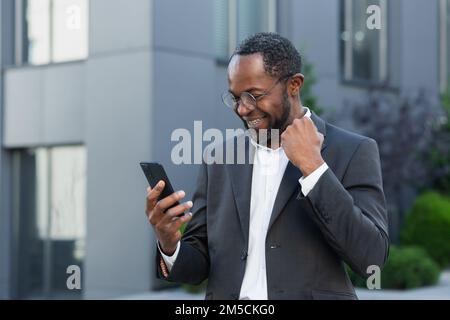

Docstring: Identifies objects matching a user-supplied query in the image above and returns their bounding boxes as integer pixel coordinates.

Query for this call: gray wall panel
[153,0,214,57]
[85,51,153,294]
[89,0,151,56]
[4,63,86,147]
[4,68,44,147]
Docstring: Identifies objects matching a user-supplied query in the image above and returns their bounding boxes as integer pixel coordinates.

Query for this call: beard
[240,92,292,146]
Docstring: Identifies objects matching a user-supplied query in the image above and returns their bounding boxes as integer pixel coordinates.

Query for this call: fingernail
[186,201,193,208]
[177,190,185,197]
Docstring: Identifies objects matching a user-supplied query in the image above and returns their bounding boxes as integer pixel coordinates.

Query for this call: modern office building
[0,0,444,299]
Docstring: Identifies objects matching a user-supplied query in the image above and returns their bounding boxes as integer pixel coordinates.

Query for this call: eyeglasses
[221,75,291,112]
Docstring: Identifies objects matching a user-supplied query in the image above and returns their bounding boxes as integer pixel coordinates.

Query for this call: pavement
[116,270,450,300]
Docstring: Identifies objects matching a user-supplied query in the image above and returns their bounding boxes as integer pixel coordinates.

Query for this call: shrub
[347,246,440,290]
[401,192,450,268]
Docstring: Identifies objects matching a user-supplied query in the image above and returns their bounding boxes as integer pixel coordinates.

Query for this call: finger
[157,190,186,212]
[163,201,194,222]
[318,133,325,145]
[147,180,165,205]
[146,181,165,221]
[305,116,318,130]
[170,212,193,231]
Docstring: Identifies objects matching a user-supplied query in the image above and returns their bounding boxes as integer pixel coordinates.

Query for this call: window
[12,146,86,299]
[340,0,388,84]
[215,0,277,61]
[440,0,450,92]
[20,0,88,65]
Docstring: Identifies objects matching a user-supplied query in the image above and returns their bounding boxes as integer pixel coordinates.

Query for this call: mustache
[234,110,268,129]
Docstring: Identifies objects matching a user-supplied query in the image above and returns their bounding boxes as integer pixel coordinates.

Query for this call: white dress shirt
[158,108,329,300]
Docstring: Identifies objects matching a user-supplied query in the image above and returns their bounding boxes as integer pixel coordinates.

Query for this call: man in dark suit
[146,33,389,300]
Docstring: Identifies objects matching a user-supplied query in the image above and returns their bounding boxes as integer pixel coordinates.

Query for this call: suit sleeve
[299,138,390,278]
[156,162,210,285]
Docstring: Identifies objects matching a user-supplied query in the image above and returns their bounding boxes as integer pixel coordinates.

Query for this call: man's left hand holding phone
[142,162,193,262]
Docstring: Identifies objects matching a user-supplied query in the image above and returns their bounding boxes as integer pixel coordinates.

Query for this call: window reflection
[214,0,276,61]
[340,0,387,83]
[52,0,89,63]
[25,0,88,65]
[14,146,86,299]
[26,0,51,65]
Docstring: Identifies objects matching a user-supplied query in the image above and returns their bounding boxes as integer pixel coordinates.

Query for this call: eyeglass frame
[221,74,293,112]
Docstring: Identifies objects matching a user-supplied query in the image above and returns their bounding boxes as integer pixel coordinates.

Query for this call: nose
[236,102,253,118]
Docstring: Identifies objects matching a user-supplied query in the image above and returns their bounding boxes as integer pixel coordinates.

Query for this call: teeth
[248,119,261,126]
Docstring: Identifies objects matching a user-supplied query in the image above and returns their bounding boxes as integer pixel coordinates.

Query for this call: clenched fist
[281,116,325,177]
[146,181,193,256]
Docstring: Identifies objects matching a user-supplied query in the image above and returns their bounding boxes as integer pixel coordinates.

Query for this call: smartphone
[140,162,180,209]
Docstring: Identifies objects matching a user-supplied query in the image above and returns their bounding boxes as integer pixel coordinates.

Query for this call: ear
[288,73,304,97]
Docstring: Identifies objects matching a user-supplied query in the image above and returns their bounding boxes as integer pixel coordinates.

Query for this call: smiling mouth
[246,116,267,127]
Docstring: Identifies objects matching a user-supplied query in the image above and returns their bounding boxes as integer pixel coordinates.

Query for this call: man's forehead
[227,54,274,94]
[228,54,267,80]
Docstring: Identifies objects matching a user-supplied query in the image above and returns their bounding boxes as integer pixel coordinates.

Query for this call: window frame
[11,145,87,299]
[340,0,389,87]
[14,0,89,67]
[215,0,278,65]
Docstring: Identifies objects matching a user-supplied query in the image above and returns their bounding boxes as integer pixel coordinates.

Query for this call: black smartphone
[140,162,180,209]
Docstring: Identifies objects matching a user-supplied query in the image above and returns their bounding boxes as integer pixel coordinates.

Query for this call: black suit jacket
[156,113,389,300]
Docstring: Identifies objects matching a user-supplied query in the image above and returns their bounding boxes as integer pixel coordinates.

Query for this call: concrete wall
[399,0,439,95]
[3,63,85,147]
[84,0,154,296]
[152,0,241,202]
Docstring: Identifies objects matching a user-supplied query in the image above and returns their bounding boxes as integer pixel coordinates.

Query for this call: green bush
[182,280,208,294]
[347,246,440,290]
[401,192,450,268]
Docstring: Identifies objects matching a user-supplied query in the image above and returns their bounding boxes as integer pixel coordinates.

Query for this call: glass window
[13,146,86,299]
[24,0,88,65]
[340,0,388,83]
[215,0,277,61]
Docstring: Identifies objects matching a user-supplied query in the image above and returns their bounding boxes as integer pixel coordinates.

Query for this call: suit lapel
[267,161,303,230]
[227,135,255,246]
[267,111,328,231]
[311,111,328,152]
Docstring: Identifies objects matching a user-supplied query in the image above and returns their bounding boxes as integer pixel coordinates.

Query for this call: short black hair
[232,32,302,79]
